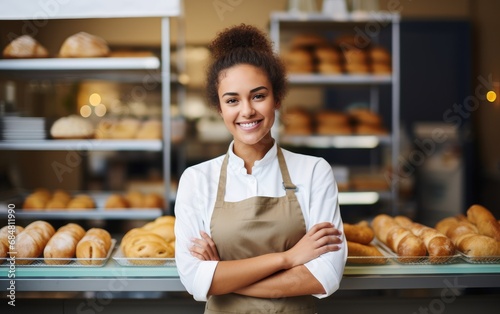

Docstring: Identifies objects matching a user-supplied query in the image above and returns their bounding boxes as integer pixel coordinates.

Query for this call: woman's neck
[233,137,274,174]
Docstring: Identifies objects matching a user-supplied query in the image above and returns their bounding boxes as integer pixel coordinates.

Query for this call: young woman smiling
[174,24,347,314]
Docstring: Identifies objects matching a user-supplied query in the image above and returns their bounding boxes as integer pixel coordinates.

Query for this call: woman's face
[217,64,278,148]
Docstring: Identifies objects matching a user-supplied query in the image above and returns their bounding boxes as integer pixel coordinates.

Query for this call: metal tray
[0,239,116,267]
[459,252,500,264]
[112,247,176,267]
[375,240,461,265]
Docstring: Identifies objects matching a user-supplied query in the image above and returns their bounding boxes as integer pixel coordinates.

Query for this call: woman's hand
[190,231,220,261]
[283,222,342,269]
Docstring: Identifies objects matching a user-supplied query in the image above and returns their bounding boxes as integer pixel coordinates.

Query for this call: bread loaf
[411,223,455,263]
[347,241,386,264]
[44,223,86,265]
[3,35,48,58]
[120,216,176,264]
[467,204,500,241]
[343,221,374,245]
[0,226,24,258]
[59,32,110,58]
[436,216,500,258]
[371,214,399,244]
[15,221,55,264]
[76,228,112,265]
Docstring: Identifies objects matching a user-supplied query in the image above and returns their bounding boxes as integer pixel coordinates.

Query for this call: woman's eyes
[253,93,265,100]
[224,94,265,104]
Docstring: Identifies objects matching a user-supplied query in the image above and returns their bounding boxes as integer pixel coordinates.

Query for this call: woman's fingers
[189,231,220,261]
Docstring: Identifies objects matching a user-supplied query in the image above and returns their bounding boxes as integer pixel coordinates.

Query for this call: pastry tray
[112,247,176,267]
[0,239,116,267]
[375,240,461,265]
[459,252,500,264]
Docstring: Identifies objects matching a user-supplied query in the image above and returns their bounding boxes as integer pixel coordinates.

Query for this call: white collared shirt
[174,142,347,301]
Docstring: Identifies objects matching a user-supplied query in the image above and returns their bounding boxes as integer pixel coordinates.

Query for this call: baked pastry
[466,204,500,241]
[143,193,164,208]
[15,221,56,264]
[343,221,374,245]
[44,223,86,265]
[347,241,386,265]
[372,214,427,261]
[369,46,391,64]
[76,228,112,265]
[3,35,49,59]
[282,108,313,135]
[315,46,341,63]
[282,49,314,73]
[317,62,343,74]
[125,191,145,208]
[291,34,327,49]
[50,115,95,139]
[0,225,24,258]
[120,216,176,264]
[436,216,499,258]
[67,194,95,210]
[59,32,110,58]
[104,194,129,210]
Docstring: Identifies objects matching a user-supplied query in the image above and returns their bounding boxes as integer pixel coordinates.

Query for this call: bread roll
[436,216,499,258]
[44,223,86,265]
[76,228,112,265]
[467,204,500,241]
[386,227,427,259]
[50,115,95,139]
[104,194,129,210]
[371,214,399,244]
[122,233,174,264]
[16,221,55,264]
[3,35,48,58]
[0,225,24,258]
[59,32,110,58]
[343,221,374,245]
[347,241,386,265]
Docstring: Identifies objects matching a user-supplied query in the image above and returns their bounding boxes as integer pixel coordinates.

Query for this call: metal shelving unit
[270,11,400,213]
[0,0,181,217]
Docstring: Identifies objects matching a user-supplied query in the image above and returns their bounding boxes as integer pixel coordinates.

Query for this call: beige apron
[207,148,317,314]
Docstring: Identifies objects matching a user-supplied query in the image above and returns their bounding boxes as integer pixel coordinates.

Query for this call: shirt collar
[227,140,278,173]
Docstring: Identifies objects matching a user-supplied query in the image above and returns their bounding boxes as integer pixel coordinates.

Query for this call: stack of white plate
[1,117,46,140]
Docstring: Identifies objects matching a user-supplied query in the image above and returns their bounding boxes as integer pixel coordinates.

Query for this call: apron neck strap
[216,147,297,204]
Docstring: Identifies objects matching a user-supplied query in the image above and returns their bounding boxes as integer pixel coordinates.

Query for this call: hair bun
[209,24,273,59]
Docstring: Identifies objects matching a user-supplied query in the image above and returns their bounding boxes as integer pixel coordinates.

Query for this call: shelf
[0,261,498,292]
[0,139,163,151]
[2,209,162,220]
[287,74,393,85]
[271,11,400,23]
[280,135,391,149]
[0,0,181,19]
[0,57,160,71]
[338,191,391,205]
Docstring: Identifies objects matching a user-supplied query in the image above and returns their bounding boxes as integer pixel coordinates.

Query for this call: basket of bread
[113,215,176,266]
[0,220,115,267]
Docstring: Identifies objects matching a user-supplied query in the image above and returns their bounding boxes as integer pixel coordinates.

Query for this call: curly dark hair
[205,24,288,111]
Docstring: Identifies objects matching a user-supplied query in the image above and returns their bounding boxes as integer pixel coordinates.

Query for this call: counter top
[1,259,499,292]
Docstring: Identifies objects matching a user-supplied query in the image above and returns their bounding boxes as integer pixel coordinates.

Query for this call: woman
[174,24,347,313]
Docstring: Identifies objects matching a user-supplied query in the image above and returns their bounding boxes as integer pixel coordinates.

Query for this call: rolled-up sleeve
[174,167,219,301]
[303,158,347,298]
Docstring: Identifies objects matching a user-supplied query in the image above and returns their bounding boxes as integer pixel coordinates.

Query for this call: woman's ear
[275,102,281,110]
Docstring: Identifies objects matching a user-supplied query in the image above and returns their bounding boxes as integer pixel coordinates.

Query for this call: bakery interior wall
[1,0,499,219]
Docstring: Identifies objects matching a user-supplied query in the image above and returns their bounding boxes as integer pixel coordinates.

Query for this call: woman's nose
[241,100,256,117]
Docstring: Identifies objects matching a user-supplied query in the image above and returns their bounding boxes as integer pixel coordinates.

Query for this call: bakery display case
[269,11,400,213]
[0,0,182,219]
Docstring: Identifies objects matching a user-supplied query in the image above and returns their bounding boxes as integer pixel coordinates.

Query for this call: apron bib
[207,148,317,314]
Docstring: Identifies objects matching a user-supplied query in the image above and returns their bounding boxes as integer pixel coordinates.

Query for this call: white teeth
[240,121,258,128]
